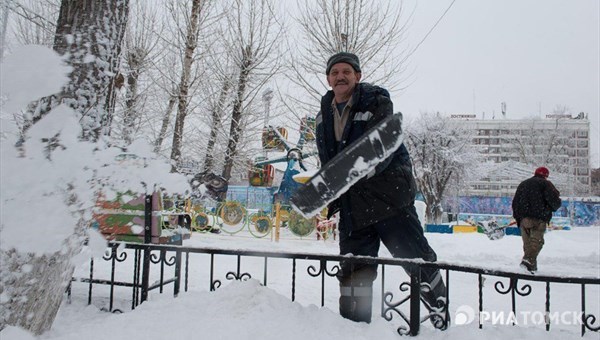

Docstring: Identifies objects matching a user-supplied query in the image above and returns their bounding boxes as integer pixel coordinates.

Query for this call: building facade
[449,113,591,196]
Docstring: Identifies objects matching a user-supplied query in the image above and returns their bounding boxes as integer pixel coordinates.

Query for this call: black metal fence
[69,242,600,337]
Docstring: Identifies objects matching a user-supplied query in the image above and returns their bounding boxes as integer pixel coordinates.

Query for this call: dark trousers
[337,205,446,322]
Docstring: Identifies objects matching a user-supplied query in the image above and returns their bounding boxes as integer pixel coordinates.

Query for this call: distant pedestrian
[512,167,562,273]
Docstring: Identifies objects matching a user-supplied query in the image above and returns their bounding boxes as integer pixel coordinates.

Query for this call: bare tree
[145,1,191,155]
[287,0,411,117]
[168,0,208,170]
[0,0,129,334]
[153,89,178,152]
[509,123,570,172]
[113,0,163,145]
[219,0,285,182]
[551,104,571,115]
[504,118,588,195]
[203,75,233,173]
[137,0,222,171]
[405,112,486,223]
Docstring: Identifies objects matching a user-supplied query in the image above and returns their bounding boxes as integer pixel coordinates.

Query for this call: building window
[577,168,589,176]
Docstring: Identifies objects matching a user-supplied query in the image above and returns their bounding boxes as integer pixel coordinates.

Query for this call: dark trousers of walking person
[520,217,547,271]
[337,205,447,323]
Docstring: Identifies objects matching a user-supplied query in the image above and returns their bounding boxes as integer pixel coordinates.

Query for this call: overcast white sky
[394,0,599,167]
[4,1,598,167]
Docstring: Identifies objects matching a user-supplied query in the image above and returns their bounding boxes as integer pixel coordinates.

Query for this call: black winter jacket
[315,83,417,230]
[512,175,562,224]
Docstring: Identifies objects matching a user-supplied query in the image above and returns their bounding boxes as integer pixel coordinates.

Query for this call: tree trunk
[1,203,87,335]
[221,46,252,181]
[123,48,142,145]
[0,0,128,334]
[0,239,81,334]
[51,0,128,140]
[203,79,232,173]
[154,94,177,153]
[169,0,203,171]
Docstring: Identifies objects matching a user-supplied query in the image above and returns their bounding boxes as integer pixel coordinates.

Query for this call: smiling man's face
[327,62,361,102]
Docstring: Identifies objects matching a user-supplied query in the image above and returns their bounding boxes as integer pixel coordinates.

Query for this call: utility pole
[262,88,273,158]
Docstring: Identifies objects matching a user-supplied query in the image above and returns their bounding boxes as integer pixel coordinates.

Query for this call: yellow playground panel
[453,225,478,233]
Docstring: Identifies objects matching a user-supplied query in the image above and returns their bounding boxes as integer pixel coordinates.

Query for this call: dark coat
[315,83,417,231]
[512,175,562,224]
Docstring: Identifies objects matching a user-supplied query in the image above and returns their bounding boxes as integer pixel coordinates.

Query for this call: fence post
[141,194,152,302]
[409,268,421,336]
[174,250,181,297]
[274,203,281,242]
[144,194,153,244]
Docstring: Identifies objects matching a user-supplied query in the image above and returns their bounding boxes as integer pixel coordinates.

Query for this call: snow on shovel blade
[290,113,404,218]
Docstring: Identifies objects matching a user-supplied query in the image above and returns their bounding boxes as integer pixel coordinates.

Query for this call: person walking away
[512,166,562,273]
[314,52,448,329]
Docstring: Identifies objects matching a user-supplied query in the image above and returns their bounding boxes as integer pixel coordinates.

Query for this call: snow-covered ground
[4,226,598,340]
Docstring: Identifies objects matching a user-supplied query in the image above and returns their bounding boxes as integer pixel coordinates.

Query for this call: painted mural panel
[446,196,599,226]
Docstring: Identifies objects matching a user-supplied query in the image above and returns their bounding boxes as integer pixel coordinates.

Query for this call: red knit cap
[534,167,549,178]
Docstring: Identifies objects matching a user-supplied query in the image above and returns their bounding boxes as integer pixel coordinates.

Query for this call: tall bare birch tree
[169,0,206,170]
[203,74,234,173]
[219,0,284,181]
[151,38,182,154]
[0,0,129,335]
[288,0,411,117]
[116,0,162,145]
[404,112,485,223]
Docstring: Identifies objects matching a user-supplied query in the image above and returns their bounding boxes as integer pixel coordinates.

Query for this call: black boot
[339,285,373,323]
[421,270,449,330]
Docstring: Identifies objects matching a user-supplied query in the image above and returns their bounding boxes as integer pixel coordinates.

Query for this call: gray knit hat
[326,52,361,75]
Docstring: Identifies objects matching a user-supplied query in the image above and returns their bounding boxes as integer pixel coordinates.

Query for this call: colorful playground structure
[92,186,335,243]
[248,116,317,206]
[92,190,192,245]
[92,117,332,245]
[193,200,334,240]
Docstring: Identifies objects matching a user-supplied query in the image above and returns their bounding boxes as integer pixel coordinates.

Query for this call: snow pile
[2,277,592,340]
[41,279,400,340]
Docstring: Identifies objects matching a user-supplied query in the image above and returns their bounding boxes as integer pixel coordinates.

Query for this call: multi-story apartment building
[448,113,591,196]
